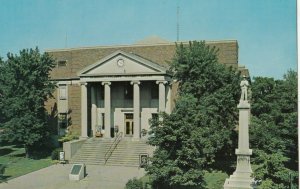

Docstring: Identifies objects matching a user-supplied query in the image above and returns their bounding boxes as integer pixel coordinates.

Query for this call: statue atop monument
[240,75,249,101]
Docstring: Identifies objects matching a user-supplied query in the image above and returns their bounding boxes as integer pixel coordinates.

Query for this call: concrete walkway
[0,164,145,189]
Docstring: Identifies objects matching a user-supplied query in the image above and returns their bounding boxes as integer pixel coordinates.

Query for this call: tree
[146,41,241,188]
[125,177,143,189]
[250,70,298,188]
[0,48,56,157]
[0,57,5,125]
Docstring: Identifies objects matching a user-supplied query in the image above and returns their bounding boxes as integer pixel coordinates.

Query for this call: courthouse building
[46,37,248,140]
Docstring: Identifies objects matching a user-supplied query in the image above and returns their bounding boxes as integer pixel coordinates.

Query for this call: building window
[57,60,67,67]
[124,83,133,99]
[151,83,159,99]
[59,85,67,100]
[58,113,68,129]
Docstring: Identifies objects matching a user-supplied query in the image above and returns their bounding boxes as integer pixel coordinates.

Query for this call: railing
[104,132,123,164]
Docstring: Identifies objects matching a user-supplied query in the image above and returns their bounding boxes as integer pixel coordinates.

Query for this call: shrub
[51,148,62,160]
[58,133,79,143]
[125,177,143,189]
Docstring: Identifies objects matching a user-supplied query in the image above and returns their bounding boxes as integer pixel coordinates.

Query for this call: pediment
[78,50,167,76]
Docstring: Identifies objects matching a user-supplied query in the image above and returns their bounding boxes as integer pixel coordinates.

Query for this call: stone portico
[75,50,172,139]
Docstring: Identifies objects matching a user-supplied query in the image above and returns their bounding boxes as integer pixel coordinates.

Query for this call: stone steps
[70,138,153,167]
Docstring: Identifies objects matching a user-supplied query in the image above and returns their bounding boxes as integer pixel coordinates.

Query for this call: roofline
[45,39,238,53]
[77,50,168,76]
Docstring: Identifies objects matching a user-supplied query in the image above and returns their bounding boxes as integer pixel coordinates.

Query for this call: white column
[131,81,140,139]
[156,81,167,112]
[102,82,111,138]
[80,82,88,138]
[91,85,97,137]
[165,83,172,114]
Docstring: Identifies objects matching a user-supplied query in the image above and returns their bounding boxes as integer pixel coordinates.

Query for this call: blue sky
[0,0,296,79]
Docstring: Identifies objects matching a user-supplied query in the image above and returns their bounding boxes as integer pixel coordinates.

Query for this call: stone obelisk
[224,76,254,189]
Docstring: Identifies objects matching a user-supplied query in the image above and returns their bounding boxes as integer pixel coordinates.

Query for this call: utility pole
[65,32,68,48]
[177,5,180,42]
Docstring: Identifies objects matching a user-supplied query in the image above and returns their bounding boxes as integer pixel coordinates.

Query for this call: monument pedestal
[224,99,254,189]
[224,150,254,189]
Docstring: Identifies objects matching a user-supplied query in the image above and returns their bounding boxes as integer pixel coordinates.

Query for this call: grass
[204,170,228,189]
[0,143,54,182]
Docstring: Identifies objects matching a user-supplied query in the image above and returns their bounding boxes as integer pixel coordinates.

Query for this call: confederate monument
[224,76,254,189]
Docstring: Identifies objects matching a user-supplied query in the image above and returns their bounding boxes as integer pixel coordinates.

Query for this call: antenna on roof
[65,32,68,48]
[177,5,180,41]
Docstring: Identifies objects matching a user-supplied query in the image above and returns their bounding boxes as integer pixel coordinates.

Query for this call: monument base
[224,151,254,189]
[224,171,254,189]
[224,175,254,189]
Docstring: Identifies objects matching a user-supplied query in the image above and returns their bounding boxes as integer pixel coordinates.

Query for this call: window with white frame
[59,85,67,100]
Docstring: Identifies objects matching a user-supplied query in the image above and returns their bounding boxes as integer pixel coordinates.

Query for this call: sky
[0,0,297,79]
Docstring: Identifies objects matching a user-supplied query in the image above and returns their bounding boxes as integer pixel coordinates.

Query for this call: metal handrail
[104,132,123,164]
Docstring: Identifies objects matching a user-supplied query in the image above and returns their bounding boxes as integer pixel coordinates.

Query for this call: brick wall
[47,41,239,80]
[68,83,81,135]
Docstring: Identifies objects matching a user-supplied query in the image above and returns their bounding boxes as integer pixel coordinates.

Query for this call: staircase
[70,138,153,167]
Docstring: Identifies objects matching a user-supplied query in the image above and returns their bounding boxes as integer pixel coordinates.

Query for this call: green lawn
[0,144,53,182]
[204,170,228,189]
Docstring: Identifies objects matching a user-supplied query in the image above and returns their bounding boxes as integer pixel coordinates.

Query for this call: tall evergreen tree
[0,48,56,157]
[146,41,241,188]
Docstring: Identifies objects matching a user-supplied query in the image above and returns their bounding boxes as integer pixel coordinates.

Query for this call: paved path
[0,164,145,189]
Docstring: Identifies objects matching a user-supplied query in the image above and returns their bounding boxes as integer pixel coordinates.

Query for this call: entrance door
[124,113,134,136]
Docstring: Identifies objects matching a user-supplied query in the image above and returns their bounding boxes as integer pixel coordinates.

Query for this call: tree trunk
[24,145,30,158]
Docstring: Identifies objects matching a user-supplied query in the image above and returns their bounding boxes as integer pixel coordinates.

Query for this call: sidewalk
[0,164,145,189]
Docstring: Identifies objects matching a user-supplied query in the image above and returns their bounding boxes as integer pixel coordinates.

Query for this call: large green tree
[0,48,56,157]
[250,70,298,188]
[146,41,241,188]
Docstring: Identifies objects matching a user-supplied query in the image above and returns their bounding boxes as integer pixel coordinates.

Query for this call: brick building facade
[45,39,248,139]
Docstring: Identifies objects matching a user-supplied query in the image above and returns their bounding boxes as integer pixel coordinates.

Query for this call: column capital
[102,81,111,86]
[156,80,168,85]
[170,80,178,85]
[130,81,140,85]
[79,82,87,86]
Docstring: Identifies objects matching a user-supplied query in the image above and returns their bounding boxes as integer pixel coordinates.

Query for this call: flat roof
[46,39,238,53]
